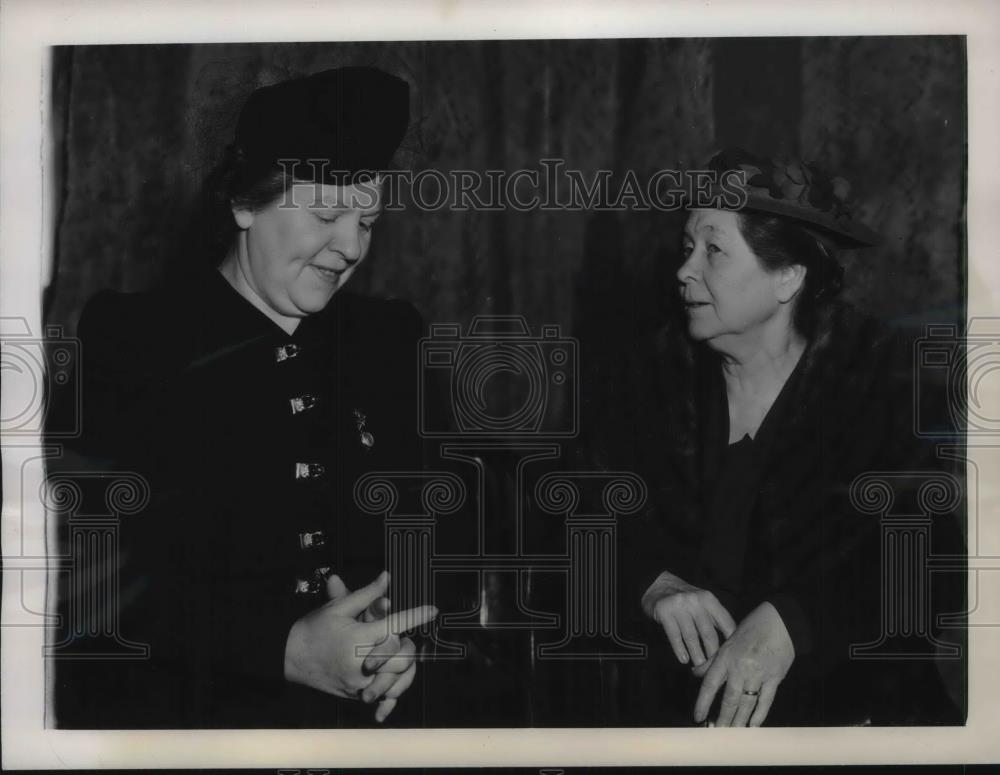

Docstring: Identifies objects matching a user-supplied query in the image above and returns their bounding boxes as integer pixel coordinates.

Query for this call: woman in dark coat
[602,149,964,726]
[52,67,438,728]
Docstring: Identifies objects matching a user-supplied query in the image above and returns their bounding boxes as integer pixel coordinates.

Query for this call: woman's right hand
[283,571,438,700]
[641,570,737,667]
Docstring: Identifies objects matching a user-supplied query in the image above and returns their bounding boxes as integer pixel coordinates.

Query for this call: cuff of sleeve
[212,596,302,685]
[767,592,814,657]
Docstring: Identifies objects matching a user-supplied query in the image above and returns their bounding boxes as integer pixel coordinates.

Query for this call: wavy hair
[734,211,846,339]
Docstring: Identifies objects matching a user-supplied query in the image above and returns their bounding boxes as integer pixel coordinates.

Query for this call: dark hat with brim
[698,147,881,248]
[234,66,409,185]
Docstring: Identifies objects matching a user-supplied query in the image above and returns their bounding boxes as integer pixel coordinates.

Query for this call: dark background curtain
[43,37,967,726]
[45,37,965,338]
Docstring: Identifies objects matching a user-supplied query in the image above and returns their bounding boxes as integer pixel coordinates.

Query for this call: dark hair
[195,144,296,266]
[735,211,845,337]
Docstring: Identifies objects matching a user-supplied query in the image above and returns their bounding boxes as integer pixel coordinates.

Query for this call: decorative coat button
[290,394,319,415]
[299,530,328,550]
[294,566,332,595]
[353,408,375,450]
[295,462,326,480]
[275,343,301,363]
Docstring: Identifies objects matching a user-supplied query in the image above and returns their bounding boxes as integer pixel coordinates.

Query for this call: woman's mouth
[311,265,343,283]
[684,301,710,311]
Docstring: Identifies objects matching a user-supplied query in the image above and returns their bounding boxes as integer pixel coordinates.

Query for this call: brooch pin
[353,408,375,451]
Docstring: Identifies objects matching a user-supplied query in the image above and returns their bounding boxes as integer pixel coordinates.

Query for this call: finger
[749,681,779,727]
[661,617,690,665]
[731,688,761,728]
[362,596,392,624]
[715,681,743,728]
[693,656,727,722]
[375,637,417,675]
[693,612,720,660]
[350,674,375,697]
[363,634,415,675]
[691,652,715,679]
[360,668,400,704]
[382,661,417,699]
[366,604,438,639]
[332,571,389,618]
[326,574,349,601]
[361,632,402,675]
[374,697,397,723]
[706,597,737,639]
[679,618,707,666]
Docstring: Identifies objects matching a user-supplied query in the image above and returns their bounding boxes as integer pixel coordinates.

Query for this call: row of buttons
[279,342,334,596]
[295,534,331,595]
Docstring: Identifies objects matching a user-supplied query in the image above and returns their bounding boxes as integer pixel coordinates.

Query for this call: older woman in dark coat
[52,67,438,728]
[599,149,964,726]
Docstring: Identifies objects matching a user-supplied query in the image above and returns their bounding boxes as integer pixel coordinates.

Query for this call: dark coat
[584,304,965,725]
[53,268,430,728]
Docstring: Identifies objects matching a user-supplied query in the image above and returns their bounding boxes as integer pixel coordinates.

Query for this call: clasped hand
[284,570,438,723]
[643,571,794,726]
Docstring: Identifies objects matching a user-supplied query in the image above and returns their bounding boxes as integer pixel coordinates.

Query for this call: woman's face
[678,209,798,348]
[231,178,382,318]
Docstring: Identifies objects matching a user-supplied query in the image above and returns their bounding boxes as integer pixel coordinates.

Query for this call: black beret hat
[234,66,409,185]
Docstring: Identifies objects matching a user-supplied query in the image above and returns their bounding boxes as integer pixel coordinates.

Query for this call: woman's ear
[232,204,254,230]
[775,263,806,304]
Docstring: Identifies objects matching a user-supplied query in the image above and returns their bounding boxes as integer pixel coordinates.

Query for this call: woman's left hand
[692,601,795,727]
[326,574,421,723]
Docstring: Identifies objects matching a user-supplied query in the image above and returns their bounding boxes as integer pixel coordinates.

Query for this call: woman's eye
[315,212,339,224]
[706,243,722,255]
[360,221,375,234]
[681,244,693,257]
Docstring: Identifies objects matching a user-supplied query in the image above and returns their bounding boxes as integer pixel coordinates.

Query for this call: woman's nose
[676,249,699,284]
[328,217,363,263]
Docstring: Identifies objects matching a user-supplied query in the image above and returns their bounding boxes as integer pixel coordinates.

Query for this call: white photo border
[2,0,999,768]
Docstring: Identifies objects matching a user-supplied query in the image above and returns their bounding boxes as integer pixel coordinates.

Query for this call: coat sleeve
[762,323,960,675]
